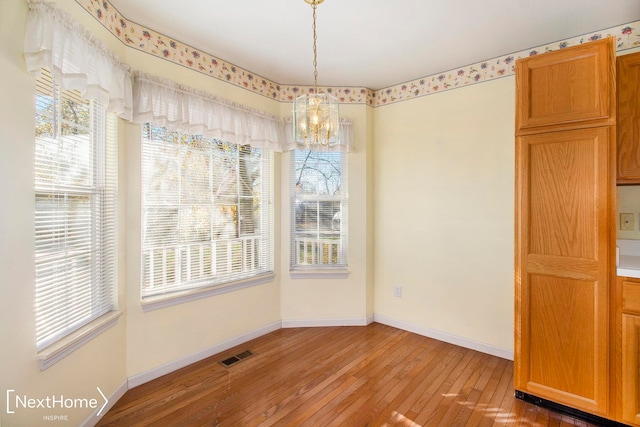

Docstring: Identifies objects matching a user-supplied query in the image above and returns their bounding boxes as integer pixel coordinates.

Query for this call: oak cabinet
[515,38,615,135]
[622,278,640,426]
[514,37,616,420]
[617,52,640,184]
[514,127,613,415]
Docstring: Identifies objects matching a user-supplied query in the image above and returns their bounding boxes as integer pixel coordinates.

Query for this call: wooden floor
[97,323,598,426]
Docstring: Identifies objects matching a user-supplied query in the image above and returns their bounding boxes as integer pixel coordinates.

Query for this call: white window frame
[34,69,120,370]
[290,149,348,278]
[140,124,274,308]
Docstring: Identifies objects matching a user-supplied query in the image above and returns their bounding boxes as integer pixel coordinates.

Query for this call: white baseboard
[80,380,127,427]
[373,314,514,361]
[282,315,373,328]
[127,321,282,389]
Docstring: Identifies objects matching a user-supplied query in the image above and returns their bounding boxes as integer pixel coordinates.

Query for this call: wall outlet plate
[621,213,635,231]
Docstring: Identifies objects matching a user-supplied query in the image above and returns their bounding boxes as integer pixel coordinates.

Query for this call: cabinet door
[617,52,640,184]
[515,37,615,135]
[623,314,640,426]
[514,126,613,415]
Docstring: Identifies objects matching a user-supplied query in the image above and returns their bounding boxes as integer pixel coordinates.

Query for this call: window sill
[37,310,123,371]
[290,268,350,279]
[141,273,275,312]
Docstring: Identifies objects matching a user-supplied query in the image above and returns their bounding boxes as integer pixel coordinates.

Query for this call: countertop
[617,239,640,279]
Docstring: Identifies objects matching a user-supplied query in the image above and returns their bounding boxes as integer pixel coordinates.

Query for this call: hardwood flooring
[97,323,599,426]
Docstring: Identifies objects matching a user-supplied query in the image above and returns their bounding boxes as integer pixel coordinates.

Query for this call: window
[141,124,274,299]
[34,68,117,351]
[291,150,348,268]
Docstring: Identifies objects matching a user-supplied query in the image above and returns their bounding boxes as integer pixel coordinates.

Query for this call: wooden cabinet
[514,37,616,420]
[516,38,615,135]
[622,277,640,426]
[617,52,640,184]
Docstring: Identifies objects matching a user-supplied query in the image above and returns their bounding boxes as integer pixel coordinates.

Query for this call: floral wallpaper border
[76,0,639,108]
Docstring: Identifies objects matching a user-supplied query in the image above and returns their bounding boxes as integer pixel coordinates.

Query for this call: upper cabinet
[516,38,616,135]
[617,52,640,184]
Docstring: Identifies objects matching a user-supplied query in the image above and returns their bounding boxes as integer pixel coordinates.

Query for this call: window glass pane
[34,68,116,350]
[291,150,347,268]
[141,125,273,298]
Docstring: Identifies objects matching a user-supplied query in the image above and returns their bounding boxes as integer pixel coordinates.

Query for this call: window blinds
[291,150,348,268]
[141,124,274,298]
[34,68,117,350]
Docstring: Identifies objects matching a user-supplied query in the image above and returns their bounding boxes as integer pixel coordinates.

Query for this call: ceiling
[108,0,640,90]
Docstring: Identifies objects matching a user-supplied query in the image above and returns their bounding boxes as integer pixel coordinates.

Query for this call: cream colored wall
[373,78,516,353]
[0,1,284,424]
[279,104,374,324]
[121,45,283,378]
[617,186,640,240]
[0,1,127,426]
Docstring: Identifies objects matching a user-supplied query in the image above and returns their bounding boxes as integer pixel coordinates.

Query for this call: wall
[617,186,640,239]
[372,77,516,356]
[279,103,374,325]
[121,38,284,381]
[0,1,128,426]
[0,0,284,425]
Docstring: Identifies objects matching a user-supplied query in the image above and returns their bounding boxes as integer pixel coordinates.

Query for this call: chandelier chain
[312,3,318,91]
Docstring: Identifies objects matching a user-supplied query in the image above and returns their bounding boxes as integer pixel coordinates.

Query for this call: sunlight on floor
[383,411,422,427]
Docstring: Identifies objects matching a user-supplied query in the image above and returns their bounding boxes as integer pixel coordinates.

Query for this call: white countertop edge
[618,267,640,279]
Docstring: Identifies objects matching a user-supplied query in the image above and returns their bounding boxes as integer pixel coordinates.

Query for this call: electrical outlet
[621,213,635,231]
[394,285,402,298]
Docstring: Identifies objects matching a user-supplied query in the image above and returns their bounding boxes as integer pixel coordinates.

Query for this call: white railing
[142,236,262,291]
[294,237,342,265]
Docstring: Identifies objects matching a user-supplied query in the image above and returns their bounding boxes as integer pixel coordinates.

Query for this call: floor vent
[220,350,254,367]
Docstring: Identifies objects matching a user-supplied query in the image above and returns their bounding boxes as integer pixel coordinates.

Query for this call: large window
[291,150,348,268]
[34,69,117,350]
[141,125,274,299]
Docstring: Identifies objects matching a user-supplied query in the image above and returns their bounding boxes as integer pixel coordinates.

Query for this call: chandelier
[293,0,339,146]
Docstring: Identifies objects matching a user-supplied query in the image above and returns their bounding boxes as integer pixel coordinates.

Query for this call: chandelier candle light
[293,0,339,146]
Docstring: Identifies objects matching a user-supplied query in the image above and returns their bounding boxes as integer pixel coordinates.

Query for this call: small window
[291,150,348,268]
[140,124,274,299]
[34,68,117,350]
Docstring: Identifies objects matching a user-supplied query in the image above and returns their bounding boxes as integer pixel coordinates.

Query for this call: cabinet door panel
[516,38,615,134]
[623,314,640,425]
[617,52,640,184]
[515,127,612,415]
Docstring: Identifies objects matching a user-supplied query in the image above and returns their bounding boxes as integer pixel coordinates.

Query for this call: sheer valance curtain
[23,0,132,119]
[22,0,355,151]
[131,72,285,150]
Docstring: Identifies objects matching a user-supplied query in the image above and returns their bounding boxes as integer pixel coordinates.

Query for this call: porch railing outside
[142,236,262,294]
[294,237,342,266]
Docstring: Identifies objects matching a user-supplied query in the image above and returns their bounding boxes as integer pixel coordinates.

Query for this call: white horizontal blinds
[34,68,117,350]
[141,124,273,298]
[291,150,348,267]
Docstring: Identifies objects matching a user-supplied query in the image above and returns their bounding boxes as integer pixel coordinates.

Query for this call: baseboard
[282,315,374,328]
[80,380,127,427]
[373,314,514,360]
[127,321,282,388]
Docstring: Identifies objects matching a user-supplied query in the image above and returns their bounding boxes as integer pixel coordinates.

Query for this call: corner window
[34,68,117,350]
[140,125,274,300]
[291,150,348,269]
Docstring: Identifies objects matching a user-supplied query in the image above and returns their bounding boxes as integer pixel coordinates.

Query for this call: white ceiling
[109,0,640,90]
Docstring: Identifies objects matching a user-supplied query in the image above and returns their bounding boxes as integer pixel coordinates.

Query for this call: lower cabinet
[623,314,640,425]
[623,278,640,426]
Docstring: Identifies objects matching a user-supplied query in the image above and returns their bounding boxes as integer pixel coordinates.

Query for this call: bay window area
[140,124,274,301]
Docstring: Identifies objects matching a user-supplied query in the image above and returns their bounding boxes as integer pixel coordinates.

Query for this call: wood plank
[97,323,600,426]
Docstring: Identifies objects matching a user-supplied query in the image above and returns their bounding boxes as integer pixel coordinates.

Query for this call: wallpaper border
[75,0,639,108]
